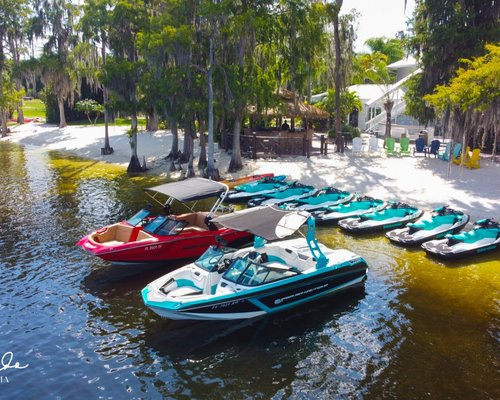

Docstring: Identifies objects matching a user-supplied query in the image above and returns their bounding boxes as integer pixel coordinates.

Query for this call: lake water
[0,142,499,399]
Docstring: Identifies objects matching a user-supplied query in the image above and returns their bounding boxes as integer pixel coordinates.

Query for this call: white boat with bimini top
[141,206,368,321]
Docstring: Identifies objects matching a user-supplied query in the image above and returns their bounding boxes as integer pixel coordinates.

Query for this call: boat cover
[213,206,309,240]
[144,178,227,202]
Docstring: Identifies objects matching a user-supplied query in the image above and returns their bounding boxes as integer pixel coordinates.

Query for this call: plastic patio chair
[438,142,451,161]
[399,137,411,156]
[464,148,481,169]
[453,145,470,165]
[413,138,426,156]
[385,137,397,156]
[425,139,441,158]
[368,136,381,155]
[351,137,364,156]
[451,143,462,164]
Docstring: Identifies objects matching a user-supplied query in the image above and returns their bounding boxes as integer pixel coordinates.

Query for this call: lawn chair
[438,142,451,161]
[413,138,426,156]
[399,137,411,156]
[464,148,481,169]
[351,137,364,156]
[453,145,470,165]
[368,136,381,156]
[451,143,462,164]
[425,139,441,158]
[385,137,397,156]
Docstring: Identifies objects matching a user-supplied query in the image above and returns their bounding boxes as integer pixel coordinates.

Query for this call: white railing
[365,97,406,131]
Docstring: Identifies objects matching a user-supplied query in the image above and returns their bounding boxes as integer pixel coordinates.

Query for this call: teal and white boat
[280,187,353,211]
[226,175,289,203]
[338,202,423,234]
[247,182,316,207]
[386,206,469,246]
[422,218,500,259]
[313,195,387,225]
[142,206,368,321]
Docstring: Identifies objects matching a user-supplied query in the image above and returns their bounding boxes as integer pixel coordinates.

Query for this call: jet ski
[421,218,500,259]
[386,206,470,246]
[338,202,423,234]
[225,175,289,203]
[312,195,387,225]
[280,187,353,211]
[247,182,316,207]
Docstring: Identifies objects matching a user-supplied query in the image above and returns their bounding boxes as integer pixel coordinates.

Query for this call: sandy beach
[3,122,500,221]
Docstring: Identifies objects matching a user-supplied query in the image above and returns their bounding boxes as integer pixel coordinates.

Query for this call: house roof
[249,89,330,119]
[347,84,386,103]
[387,55,417,69]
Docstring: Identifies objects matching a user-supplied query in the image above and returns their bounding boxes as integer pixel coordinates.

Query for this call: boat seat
[181,226,208,233]
[101,240,124,246]
[176,212,210,231]
[169,286,202,297]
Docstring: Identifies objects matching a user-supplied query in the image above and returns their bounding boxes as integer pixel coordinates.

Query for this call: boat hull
[78,228,252,264]
[386,215,469,246]
[313,202,387,225]
[339,210,423,234]
[421,238,500,259]
[142,261,367,320]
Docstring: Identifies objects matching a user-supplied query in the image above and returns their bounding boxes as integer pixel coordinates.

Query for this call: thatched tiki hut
[248,89,330,130]
[237,89,330,158]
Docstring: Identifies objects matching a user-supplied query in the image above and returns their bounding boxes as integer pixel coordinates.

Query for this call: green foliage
[403,73,434,123]
[328,124,360,139]
[0,76,24,114]
[406,0,499,122]
[75,99,104,124]
[364,37,405,64]
[353,52,392,85]
[317,89,362,125]
[424,44,500,113]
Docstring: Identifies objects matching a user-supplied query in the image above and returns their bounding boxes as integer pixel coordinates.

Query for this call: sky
[341,0,416,52]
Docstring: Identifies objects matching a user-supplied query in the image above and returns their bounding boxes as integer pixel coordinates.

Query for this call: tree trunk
[147,109,159,132]
[29,73,37,97]
[384,98,394,139]
[16,81,24,124]
[1,109,9,137]
[127,113,143,173]
[307,59,312,104]
[168,115,179,172]
[181,126,191,163]
[57,97,67,128]
[333,1,344,153]
[101,41,113,155]
[228,107,243,172]
[205,36,220,180]
[198,113,207,170]
[185,119,195,178]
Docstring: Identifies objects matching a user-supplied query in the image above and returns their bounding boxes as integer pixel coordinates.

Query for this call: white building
[311,56,431,139]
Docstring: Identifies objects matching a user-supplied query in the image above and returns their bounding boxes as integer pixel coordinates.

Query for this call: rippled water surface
[1,142,499,399]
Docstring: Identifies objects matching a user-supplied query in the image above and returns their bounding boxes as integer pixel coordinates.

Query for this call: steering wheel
[217,258,232,273]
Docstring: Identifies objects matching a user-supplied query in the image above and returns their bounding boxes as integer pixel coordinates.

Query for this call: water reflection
[0,141,499,399]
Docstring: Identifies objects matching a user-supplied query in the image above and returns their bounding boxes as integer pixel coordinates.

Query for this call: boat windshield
[194,245,235,272]
[143,216,187,236]
[126,208,151,226]
[223,257,298,287]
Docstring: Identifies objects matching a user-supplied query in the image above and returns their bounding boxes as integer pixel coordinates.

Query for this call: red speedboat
[77,178,252,264]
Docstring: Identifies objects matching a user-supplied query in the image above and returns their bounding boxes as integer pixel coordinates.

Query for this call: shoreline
[2,121,500,221]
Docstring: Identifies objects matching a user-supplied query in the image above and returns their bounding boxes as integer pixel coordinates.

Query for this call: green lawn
[20,98,46,119]
[15,99,146,128]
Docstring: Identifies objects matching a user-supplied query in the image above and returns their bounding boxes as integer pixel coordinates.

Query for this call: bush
[328,124,360,139]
